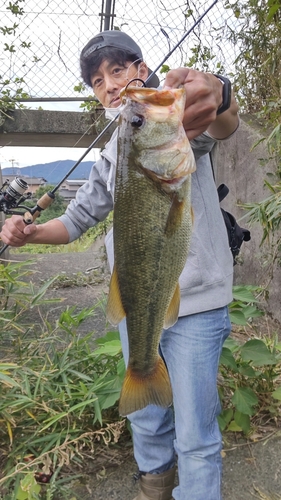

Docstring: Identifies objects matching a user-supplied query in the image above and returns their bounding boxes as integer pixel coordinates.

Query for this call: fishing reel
[0,177,33,216]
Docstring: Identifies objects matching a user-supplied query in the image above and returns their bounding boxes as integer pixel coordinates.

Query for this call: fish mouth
[120,87,178,107]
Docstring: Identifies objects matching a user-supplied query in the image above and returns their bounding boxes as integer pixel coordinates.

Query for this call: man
[0,30,239,500]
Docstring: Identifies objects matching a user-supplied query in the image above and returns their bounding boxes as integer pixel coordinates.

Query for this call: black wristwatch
[214,74,232,115]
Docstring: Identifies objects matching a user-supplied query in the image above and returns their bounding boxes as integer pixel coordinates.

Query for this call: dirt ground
[5,240,281,500]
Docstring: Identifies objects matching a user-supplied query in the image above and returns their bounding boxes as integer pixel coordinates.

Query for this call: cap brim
[146,69,160,88]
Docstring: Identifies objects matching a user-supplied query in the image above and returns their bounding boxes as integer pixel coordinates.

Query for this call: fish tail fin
[119,357,173,416]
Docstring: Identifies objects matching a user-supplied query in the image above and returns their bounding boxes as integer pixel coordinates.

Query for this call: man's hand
[0,215,37,247]
[164,68,239,140]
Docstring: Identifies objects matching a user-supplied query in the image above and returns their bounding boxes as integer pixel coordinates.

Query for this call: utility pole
[0,165,9,261]
[100,0,116,32]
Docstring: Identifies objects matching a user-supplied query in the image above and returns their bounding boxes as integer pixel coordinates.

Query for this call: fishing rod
[0,0,218,257]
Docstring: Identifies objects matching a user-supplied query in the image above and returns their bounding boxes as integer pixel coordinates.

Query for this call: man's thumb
[23,224,36,235]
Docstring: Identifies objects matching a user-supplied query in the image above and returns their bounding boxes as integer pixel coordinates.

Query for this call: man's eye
[113,67,125,76]
[93,79,102,87]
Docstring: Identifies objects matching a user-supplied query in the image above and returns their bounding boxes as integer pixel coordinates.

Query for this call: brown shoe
[133,467,176,500]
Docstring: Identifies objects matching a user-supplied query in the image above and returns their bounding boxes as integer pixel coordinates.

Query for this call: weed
[0,260,124,499]
[0,261,280,498]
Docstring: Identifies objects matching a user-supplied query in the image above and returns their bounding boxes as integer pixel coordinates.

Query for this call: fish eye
[131,115,144,127]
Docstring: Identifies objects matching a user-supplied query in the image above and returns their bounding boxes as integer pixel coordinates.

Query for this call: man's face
[90,59,148,108]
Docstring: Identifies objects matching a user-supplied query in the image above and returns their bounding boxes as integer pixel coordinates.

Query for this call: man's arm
[0,157,114,249]
[0,217,69,247]
[207,91,239,140]
[164,68,239,140]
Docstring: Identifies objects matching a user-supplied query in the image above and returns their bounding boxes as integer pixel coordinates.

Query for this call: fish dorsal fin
[164,283,180,329]
[106,266,126,326]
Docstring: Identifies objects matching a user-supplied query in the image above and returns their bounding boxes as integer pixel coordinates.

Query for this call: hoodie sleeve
[190,132,217,160]
[57,157,114,242]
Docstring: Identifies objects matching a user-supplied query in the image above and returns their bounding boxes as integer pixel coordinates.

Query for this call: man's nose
[104,75,118,92]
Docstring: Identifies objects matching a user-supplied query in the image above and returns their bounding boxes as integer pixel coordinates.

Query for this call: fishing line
[0,0,218,257]
[124,79,147,91]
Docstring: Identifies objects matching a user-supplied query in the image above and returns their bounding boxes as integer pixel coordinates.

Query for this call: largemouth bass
[106,85,196,416]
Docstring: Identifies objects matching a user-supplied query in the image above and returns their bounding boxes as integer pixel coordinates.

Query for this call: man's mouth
[110,96,121,107]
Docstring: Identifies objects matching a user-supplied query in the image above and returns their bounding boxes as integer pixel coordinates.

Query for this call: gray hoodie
[58,128,234,317]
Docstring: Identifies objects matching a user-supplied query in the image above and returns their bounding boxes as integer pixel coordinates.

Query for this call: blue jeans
[118,306,231,500]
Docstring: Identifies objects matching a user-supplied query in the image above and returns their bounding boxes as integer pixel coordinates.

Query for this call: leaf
[232,285,260,303]
[117,358,126,378]
[68,397,98,413]
[229,309,247,326]
[239,365,257,378]
[240,339,277,366]
[227,420,242,432]
[223,337,240,353]
[240,305,263,320]
[0,372,21,388]
[30,276,60,306]
[160,64,170,74]
[6,420,13,445]
[98,391,120,410]
[219,347,238,371]
[232,387,258,415]
[234,411,251,434]
[16,473,41,499]
[272,386,281,401]
[267,4,280,21]
[40,412,68,432]
[95,330,120,345]
[217,408,233,431]
[93,340,122,357]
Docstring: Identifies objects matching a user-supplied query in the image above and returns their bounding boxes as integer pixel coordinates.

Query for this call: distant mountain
[1,160,94,184]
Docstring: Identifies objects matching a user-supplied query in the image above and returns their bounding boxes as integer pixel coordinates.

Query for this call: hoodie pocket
[179,247,203,291]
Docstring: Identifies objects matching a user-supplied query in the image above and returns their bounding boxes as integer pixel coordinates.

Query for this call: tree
[224,0,281,258]
[0,1,30,125]
[225,0,281,119]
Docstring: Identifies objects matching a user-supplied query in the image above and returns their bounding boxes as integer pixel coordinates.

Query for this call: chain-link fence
[1,0,240,102]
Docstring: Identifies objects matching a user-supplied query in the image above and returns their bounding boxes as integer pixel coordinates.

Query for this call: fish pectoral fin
[165,195,184,236]
[119,356,173,416]
[164,283,180,329]
[191,205,194,225]
[106,266,126,326]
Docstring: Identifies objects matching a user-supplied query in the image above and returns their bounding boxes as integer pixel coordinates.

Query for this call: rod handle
[23,192,55,224]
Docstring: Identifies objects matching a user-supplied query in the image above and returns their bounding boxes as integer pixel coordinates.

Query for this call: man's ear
[138,62,149,80]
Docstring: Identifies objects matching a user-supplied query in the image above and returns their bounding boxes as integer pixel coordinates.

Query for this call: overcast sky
[0,145,99,170]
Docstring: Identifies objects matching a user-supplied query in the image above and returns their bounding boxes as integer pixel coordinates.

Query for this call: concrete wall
[213,118,281,323]
[0,108,116,148]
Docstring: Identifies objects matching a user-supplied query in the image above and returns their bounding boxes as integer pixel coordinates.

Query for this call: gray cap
[81,30,160,88]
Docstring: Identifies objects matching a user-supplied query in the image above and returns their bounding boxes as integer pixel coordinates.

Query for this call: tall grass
[0,260,125,499]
